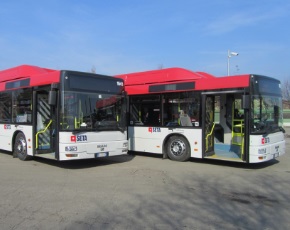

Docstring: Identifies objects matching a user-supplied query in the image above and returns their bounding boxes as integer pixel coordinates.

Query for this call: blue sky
[0,0,289,81]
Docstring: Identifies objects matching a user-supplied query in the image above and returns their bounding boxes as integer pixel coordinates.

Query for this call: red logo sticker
[71,136,76,142]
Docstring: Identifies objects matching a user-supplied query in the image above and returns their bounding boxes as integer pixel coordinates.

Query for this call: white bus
[0,65,128,161]
[116,67,285,163]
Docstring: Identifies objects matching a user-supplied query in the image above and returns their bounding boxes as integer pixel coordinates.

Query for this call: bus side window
[0,92,12,122]
[12,89,32,123]
[37,112,45,131]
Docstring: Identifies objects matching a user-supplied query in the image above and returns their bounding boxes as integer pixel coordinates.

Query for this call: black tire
[166,135,190,162]
[13,133,32,161]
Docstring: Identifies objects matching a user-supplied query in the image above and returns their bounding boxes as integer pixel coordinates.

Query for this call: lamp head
[230,52,239,56]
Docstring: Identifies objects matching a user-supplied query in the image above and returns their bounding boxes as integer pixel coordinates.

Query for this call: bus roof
[0,65,57,82]
[116,67,250,95]
[116,67,214,85]
[0,65,61,91]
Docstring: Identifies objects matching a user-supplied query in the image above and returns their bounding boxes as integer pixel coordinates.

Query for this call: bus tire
[13,132,32,161]
[166,135,190,162]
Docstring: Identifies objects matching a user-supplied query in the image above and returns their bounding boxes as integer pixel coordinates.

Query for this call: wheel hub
[16,138,26,155]
[170,140,186,156]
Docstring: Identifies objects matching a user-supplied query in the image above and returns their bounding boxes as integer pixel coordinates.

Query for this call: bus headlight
[65,146,78,151]
[123,142,128,148]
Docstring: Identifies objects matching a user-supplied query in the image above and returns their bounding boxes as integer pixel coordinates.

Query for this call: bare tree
[282,79,290,101]
[157,64,164,70]
[91,65,96,74]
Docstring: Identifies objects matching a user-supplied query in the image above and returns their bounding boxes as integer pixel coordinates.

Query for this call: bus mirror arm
[48,91,57,106]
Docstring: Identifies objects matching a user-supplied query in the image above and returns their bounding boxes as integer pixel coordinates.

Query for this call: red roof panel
[116,67,250,95]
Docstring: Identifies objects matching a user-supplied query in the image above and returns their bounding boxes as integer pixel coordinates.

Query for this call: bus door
[34,91,55,154]
[202,95,215,156]
[228,94,247,162]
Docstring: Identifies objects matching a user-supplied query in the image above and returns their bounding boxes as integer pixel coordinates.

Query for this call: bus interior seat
[180,115,192,126]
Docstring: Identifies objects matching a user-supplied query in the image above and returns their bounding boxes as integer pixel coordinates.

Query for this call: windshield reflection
[60,91,125,132]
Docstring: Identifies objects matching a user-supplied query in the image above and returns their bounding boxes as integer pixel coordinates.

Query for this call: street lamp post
[227,50,239,76]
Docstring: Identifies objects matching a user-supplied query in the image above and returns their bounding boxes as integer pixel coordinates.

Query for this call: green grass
[284,109,290,122]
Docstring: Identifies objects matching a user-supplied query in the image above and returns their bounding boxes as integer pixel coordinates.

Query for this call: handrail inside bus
[36,119,52,149]
[206,122,215,152]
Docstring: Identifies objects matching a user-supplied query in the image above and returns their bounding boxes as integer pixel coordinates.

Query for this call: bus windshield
[60,72,126,132]
[61,91,125,132]
[250,75,283,134]
[251,95,283,134]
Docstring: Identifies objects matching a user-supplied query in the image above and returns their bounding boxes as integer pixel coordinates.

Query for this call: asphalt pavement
[0,130,289,230]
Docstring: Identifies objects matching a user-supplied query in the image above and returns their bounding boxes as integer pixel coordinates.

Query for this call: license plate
[95,152,109,158]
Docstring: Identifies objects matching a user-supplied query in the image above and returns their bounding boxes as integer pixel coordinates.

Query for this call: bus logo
[71,135,88,142]
[148,127,161,133]
[261,137,270,144]
[4,124,11,129]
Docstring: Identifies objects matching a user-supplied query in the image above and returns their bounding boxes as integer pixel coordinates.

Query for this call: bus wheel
[13,133,32,161]
[166,136,190,162]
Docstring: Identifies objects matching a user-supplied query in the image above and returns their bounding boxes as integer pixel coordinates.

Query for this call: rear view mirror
[242,95,250,109]
[48,91,56,106]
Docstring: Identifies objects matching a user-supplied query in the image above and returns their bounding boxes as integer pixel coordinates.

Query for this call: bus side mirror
[242,95,250,109]
[48,91,57,106]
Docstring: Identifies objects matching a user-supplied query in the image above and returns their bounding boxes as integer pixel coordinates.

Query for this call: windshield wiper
[117,125,125,132]
[72,130,85,135]
[93,120,125,132]
[72,125,92,134]
[263,125,273,135]
[279,126,285,133]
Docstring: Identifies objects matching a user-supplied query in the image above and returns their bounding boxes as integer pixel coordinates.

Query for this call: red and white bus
[0,65,128,161]
[116,67,285,163]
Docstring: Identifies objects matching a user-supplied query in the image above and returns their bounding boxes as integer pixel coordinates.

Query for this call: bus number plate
[95,152,109,158]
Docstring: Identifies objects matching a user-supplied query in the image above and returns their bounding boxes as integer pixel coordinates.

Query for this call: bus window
[12,88,32,123]
[130,95,160,126]
[163,92,200,127]
[0,92,12,122]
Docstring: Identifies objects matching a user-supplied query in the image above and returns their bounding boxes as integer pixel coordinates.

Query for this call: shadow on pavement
[127,151,280,169]
[1,150,135,169]
[32,154,135,169]
[189,157,280,169]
